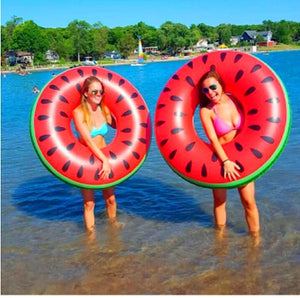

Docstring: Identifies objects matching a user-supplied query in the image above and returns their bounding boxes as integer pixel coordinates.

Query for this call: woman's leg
[212,188,227,228]
[102,187,117,220]
[238,182,260,233]
[81,189,95,231]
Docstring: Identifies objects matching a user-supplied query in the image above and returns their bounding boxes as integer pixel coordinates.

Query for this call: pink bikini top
[212,98,242,137]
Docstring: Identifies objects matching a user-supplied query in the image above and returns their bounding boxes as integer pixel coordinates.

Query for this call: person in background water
[73,76,121,233]
[32,86,40,94]
[199,70,260,239]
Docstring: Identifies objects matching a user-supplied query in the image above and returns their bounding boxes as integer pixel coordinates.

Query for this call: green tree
[11,20,49,63]
[92,22,109,59]
[217,24,232,45]
[117,32,135,58]
[67,20,92,62]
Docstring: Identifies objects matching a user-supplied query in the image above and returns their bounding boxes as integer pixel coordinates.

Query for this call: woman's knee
[103,188,116,205]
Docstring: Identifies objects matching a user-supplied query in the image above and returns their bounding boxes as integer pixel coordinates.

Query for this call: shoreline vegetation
[2,44,300,74]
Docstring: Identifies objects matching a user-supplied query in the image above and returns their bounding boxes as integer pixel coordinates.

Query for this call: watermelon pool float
[155,51,291,188]
[30,66,151,189]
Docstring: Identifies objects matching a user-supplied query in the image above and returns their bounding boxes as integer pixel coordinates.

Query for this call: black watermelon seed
[163,87,171,92]
[172,74,179,80]
[123,160,130,170]
[248,109,258,115]
[89,155,95,164]
[235,160,244,172]
[234,54,243,63]
[245,86,255,96]
[77,166,83,178]
[41,99,52,104]
[108,73,113,81]
[185,142,195,151]
[76,83,81,93]
[212,152,218,162]
[77,69,84,77]
[122,140,132,146]
[267,117,280,123]
[156,120,165,126]
[139,138,147,144]
[119,79,125,86]
[62,160,71,172]
[94,169,100,180]
[59,95,69,103]
[122,110,132,116]
[171,128,184,134]
[55,126,66,132]
[235,142,243,151]
[109,170,114,179]
[186,161,192,173]
[210,65,216,71]
[132,151,140,159]
[116,95,124,103]
[261,136,274,144]
[266,98,280,103]
[187,61,193,68]
[174,111,186,117]
[109,151,117,160]
[60,111,68,118]
[170,95,183,101]
[50,85,60,91]
[157,104,166,109]
[122,128,131,133]
[202,55,208,64]
[186,76,195,87]
[201,164,207,177]
[160,139,168,146]
[235,70,243,82]
[140,123,148,128]
[169,150,177,160]
[220,52,226,61]
[61,76,69,83]
[47,147,57,156]
[249,125,261,131]
[221,166,224,177]
[39,135,50,141]
[251,64,261,72]
[131,92,138,98]
[262,77,274,83]
[137,105,145,110]
[251,148,263,158]
[92,69,97,76]
[38,115,49,120]
[66,143,75,150]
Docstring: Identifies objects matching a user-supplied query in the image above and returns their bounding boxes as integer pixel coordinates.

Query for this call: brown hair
[79,76,108,128]
[198,70,226,107]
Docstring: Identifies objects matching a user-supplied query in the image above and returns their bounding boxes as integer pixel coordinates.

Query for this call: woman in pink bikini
[73,76,121,233]
[199,70,260,237]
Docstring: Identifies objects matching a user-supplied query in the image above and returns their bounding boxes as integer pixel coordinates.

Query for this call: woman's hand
[99,160,111,179]
[222,160,241,181]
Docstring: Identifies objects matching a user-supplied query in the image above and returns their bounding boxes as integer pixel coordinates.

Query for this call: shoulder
[72,105,83,119]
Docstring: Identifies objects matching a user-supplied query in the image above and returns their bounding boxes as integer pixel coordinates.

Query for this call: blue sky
[1,0,300,28]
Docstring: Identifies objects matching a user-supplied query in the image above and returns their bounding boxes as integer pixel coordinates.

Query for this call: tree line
[1,16,300,64]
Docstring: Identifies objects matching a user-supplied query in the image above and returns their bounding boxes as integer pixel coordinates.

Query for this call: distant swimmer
[32,86,40,94]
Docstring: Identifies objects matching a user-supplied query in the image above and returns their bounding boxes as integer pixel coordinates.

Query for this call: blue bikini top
[90,122,108,137]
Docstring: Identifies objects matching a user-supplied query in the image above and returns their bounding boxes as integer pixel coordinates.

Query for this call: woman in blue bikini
[73,76,120,232]
[199,70,260,237]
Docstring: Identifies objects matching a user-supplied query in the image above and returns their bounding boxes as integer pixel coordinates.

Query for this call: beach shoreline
[2,48,300,75]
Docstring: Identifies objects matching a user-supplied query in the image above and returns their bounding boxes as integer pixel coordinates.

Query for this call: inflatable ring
[30,66,151,189]
[155,50,291,188]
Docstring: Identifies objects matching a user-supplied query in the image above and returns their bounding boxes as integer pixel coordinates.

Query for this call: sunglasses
[202,84,217,93]
[91,89,104,96]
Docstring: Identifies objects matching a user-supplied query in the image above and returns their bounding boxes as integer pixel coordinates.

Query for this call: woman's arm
[72,108,111,179]
[200,107,240,181]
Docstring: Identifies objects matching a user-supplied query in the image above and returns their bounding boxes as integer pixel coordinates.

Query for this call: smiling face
[84,80,104,106]
[202,77,223,104]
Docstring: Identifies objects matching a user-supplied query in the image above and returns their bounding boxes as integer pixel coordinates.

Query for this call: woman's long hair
[198,70,226,108]
[80,76,107,129]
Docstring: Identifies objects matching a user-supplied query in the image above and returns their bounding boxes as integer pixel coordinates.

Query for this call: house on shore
[240,30,273,45]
